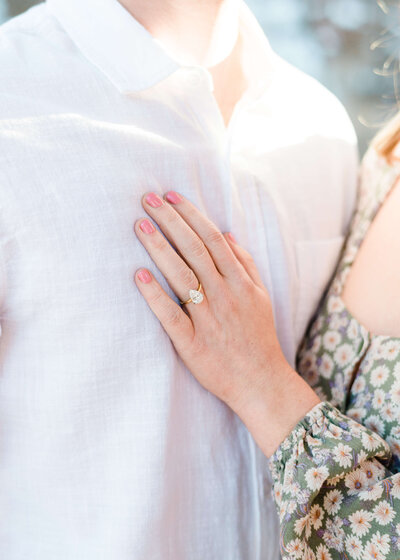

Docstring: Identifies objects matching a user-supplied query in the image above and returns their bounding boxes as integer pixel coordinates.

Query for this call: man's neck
[118,0,240,67]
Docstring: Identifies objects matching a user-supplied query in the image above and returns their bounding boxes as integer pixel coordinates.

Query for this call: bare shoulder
[342,147,400,337]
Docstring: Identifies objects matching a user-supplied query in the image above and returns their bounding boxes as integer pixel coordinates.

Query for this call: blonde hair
[373,111,400,162]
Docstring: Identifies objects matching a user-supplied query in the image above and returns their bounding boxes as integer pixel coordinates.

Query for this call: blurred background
[1,0,399,154]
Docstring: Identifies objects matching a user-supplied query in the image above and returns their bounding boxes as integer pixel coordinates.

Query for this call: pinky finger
[224,233,264,288]
[134,268,195,347]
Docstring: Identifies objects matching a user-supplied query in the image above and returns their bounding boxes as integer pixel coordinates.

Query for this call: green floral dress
[269,147,400,560]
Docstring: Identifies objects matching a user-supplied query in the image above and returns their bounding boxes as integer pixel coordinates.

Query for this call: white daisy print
[373,500,395,525]
[323,330,342,352]
[333,443,353,468]
[381,403,395,423]
[334,343,355,367]
[310,315,324,337]
[390,425,400,439]
[370,365,389,388]
[330,314,348,331]
[348,509,372,537]
[358,484,383,502]
[303,545,316,560]
[303,367,320,387]
[364,415,385,436]
[331,386,345,406]
[371,531,390,555]
[345,470,368,495]
[323,518,344,550]
[320,354,334,379]
[323,489,343,515]
[311,335,322,354]
[279,168,400,560]
[364,540,384,560]
[346,407,366,423]
[309,504,324,531]
[327,296,345,314]
[352,375,366,394]
[345,535,363,560]
[390,380,400,406]
[388,436,400,457]
[315,544,332,560]
[326,424,343,439]
[305,466,329,491]
[347,319,360,340]
[361,431,382,452]
[390,473,400,499]
[294,514,312,539]
[299,351,317,374]
[359,461,380,482]
[274,482,283,505]
[361,357,373,374]
[357,450,368,464]
[382,340,400,361]
[372,389,386,409]
[286,501,296,515]
[286,538,303,559]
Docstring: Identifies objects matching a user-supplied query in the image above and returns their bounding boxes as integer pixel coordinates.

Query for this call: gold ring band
[179,281,204,305]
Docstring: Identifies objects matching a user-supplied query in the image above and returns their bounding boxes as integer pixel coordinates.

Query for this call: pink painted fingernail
[137,269,152,284]
[165,191,183,204]
[139,219,156,234]
[228,232,237,243]
[145,192,163,208]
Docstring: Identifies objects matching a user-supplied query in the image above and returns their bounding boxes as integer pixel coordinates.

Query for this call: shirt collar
[47,0,180,93]
[47,0,276,96]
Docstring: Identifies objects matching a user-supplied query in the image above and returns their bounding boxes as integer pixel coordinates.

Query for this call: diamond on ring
[189,289,203,305]
[179,281,204,306]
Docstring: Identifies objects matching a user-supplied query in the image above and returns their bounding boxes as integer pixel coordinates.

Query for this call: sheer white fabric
[0,1,358,558]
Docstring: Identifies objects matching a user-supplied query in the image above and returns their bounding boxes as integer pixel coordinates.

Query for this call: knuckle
[205,229,224,246]
[151,234,169,252]
[165,208,180,226]
[177,264,197,288]
[240,248,254,264]
[148,287,164,306]
[165,307,183,328]
[184,203,198,220]
[189,239,207,259]
[235,271,254,292]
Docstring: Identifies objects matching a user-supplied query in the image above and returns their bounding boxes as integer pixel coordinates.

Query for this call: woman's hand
[133,191,320,457]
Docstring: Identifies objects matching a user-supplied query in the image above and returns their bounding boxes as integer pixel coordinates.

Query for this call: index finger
[163,191,243,279]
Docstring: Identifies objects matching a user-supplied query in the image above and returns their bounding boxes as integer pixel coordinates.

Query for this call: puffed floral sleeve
[269,401,400,560]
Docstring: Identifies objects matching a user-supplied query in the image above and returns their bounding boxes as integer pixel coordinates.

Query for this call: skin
[342,177,400,337]
[118,0,247,126]
[125,0,400,461]
[133,192,320,458]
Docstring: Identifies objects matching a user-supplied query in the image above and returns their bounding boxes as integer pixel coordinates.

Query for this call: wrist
[232,361,320,458]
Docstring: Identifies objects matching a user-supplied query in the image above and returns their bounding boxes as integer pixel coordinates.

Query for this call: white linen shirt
[0,1,358,559]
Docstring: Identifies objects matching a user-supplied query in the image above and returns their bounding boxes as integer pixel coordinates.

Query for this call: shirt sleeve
[269,401,400,559]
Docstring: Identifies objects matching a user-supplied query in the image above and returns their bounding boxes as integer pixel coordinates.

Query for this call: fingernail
[228,232,237,243]
[139,219,156,234]
[165,191,183,204]
[145,192,164,208]
[137,269,152,284]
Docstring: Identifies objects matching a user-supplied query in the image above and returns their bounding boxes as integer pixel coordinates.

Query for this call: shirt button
[184,70,203,88]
